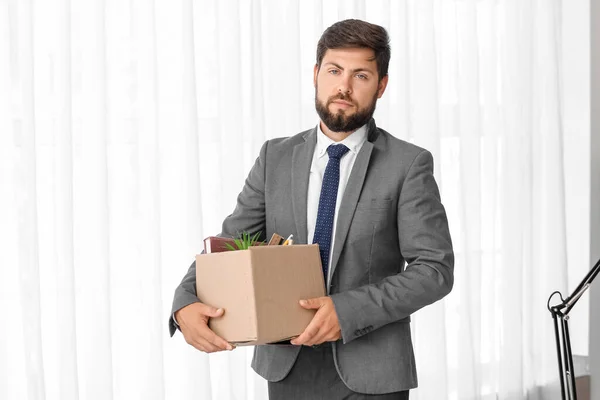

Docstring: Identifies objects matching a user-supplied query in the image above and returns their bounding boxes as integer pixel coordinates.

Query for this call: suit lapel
[328,121,379,284]
[291,129,317,245]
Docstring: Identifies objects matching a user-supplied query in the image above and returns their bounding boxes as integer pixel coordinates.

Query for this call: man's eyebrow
[323,62,375,74]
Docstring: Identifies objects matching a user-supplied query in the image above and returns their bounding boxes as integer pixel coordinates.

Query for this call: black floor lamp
[548,258,600,400]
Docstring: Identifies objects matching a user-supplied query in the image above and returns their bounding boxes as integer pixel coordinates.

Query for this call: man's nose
[337,74,352,95]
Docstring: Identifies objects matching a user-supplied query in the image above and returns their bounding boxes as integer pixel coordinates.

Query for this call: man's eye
[356,74,367,80]
[329,69,340,75]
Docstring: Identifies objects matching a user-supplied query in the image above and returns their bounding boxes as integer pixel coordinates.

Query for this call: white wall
[562,0,590,356]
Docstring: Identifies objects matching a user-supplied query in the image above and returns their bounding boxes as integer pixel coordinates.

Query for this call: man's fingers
[311,326,338,346]
[176,302,235,353]
[198,303,225,318]
[291,304,326,345]
[299,297,323,310]
[186,328,231,353]
[291,323,320,345]
[201,326,233,350]
[193,336,221,353]
[305,325,329,346]
[180,318,232,353]
[307,330,327,346]
[292,301,341,346]
[183,330,214,352]
[176,302,224,328]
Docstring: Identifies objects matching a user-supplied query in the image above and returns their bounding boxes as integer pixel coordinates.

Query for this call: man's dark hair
[316,19,391,81]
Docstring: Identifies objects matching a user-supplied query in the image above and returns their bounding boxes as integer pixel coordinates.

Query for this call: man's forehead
[321,48,377,66]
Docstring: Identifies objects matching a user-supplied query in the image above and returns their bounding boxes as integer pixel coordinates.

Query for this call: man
[170,19,454,399]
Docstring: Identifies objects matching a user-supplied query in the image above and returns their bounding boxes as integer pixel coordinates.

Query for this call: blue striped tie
[312,144,350,283]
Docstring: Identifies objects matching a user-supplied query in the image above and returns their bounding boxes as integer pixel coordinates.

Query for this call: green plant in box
[225,231,264,251]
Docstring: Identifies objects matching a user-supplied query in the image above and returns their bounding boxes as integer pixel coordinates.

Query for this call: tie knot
[327,144,350,161]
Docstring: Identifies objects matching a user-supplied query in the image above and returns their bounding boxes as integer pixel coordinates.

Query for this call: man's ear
[377,74,389,98]
[313,64,319,87]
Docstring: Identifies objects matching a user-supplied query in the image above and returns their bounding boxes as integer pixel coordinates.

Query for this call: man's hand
[290,296,341,346]
[175,302,234,353]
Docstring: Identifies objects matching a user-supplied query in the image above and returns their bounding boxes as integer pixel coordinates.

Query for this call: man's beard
[315,89,378,133]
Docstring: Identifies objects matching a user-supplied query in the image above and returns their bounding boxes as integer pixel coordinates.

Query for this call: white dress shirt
[307,123,368,286]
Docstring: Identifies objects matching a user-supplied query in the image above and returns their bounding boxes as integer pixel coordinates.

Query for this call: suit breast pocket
[352,198,395,233]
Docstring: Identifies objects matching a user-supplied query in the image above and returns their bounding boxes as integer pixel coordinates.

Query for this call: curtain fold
[0,1,575,399]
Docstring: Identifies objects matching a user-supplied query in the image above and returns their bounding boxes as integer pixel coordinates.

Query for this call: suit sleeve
[330,150,454,344]
[168,140,269,337]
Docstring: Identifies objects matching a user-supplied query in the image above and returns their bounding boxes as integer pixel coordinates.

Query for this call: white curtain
[0,0,573,399]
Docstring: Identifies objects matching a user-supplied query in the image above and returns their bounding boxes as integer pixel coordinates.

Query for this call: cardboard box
[195,244,325,346]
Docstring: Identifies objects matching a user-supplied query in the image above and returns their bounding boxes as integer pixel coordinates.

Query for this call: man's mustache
[327,93,355,106]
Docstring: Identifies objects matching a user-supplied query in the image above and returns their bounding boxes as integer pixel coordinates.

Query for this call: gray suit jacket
[170,119,454,394]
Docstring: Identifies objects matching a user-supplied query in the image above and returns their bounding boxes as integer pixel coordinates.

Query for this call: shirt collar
[315,123,368,159]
